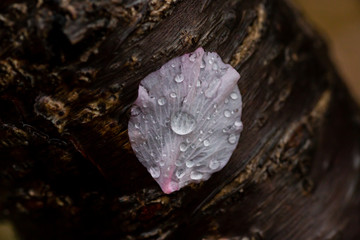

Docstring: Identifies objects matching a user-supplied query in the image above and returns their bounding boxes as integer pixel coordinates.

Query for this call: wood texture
[0,0,359,239]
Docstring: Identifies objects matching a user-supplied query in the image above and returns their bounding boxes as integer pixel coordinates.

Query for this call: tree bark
[0,0,359,239]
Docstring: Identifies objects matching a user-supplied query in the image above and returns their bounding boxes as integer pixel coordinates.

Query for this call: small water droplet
[159,160,165,166]
[134,123,140,129]
[209,159,219,169]
[174,74,184,83]
[190,144,196,149]
[171,111,196,135]
[209,58,214,64]
[175,160,182,166]
[150,152,154,157]
[213,104,218,108]
[189,54,196,62]
[162,153,167,157]
[200,59,206,68]
[180,143,187,152]
[212,63,218,70]
[228,134,237,144]
[149,166,160,178]
[186,159,195,168]
[224,110,231,118]
[203,139,210,146]
[196,80,201,87]
[131,106,141,116]
[186,138,190,143]
[230,92,238,100]
[234,120,243,130]
[157,97,166,106]
[190,171,203,180]
[200,130,204,134]
[208,129,214,134]
[176,168,186,178]
[170,92,177,98]
[171,63,175,68]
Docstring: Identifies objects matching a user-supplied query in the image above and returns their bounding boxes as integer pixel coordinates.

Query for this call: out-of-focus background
[293,0,360,104]
[1,1,360,239]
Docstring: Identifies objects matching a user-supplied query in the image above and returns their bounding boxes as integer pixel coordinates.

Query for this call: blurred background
[294,0,360,104]
[1,0,360,239]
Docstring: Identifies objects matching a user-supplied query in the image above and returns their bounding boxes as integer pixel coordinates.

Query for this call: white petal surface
[128,47,243,194]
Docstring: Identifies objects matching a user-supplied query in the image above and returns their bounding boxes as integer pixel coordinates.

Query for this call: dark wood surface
[0,0,359,239]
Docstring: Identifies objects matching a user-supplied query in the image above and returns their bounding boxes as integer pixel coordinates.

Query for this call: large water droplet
[203,139,210,147]
[174,74,184,83]
[170,92,177,98]
[149,166,160,178]
[224,110,231,118]
[157,97,166,106]
[176,168,186,178]
[228,134,237,144]
[171,111,196,135]
[180,143,187,152]
[230,92,238,100]
[190,171,203,180]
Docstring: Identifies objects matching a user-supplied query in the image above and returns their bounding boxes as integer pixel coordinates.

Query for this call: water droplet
[150,152,154,157]
[196,80,201,87]
[213,104,218,108]
[234,120,243,130]
[212,63,218,70]
[230,92,238,100]
[174,74,184,83]
[175,160,182,166]
[225,98,229,104]
[170,92,177,98]
[149,166,160,178]
[159,160,165,166]
[190,171,203,180]
[157,97,166,106]
[134,123,140,129]
[209,159,219,169]
[190,144,196,149]
[171,111,196,135]
[209,58,214,64]
[189,54,196,62]
[176,168,186,178]
[180,143,187,152]
[200,58,206,68]
[203,139,210,146]
[186,159,195,168]
[131,106,141,116]
[171,63,175,68]
[228,134,237,144]
[200,130,204,134]
[186,138,190,143]
[208,129,214,134]
[224,110,231,118]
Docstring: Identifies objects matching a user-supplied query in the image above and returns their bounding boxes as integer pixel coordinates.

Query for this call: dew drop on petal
[230,92,238,100]
[180,143,187,152]
[209,159,219,170]
[157,97,166,106]
[190,171,203,180]
[224,110,231,118]
[228,134,237,144]
[149,166,160,178]
[203,139,210,147]
[176,168,186,179]
[171,111,196,135]
[170,92,177,98]
[174,74,184,83]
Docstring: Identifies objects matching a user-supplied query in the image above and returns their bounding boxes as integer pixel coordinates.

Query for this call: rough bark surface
[0,0,359,239]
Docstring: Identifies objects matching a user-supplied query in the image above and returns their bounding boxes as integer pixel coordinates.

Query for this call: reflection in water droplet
[190,171,203,180]
[131,106,141,116]
[180,143,187,152]
[171,111,196,135]
[149,166,160,178]
[170,92,177,98]
[224,110,231,118]
[230,92,238,100]
[228,134,236,144]
[186,159,195,168]
[234,120,243,130]
[209,160,219,169]
[157,97,166,106]
[176,168,186,178]
[174,74,184,83]
[203,139,210,146]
